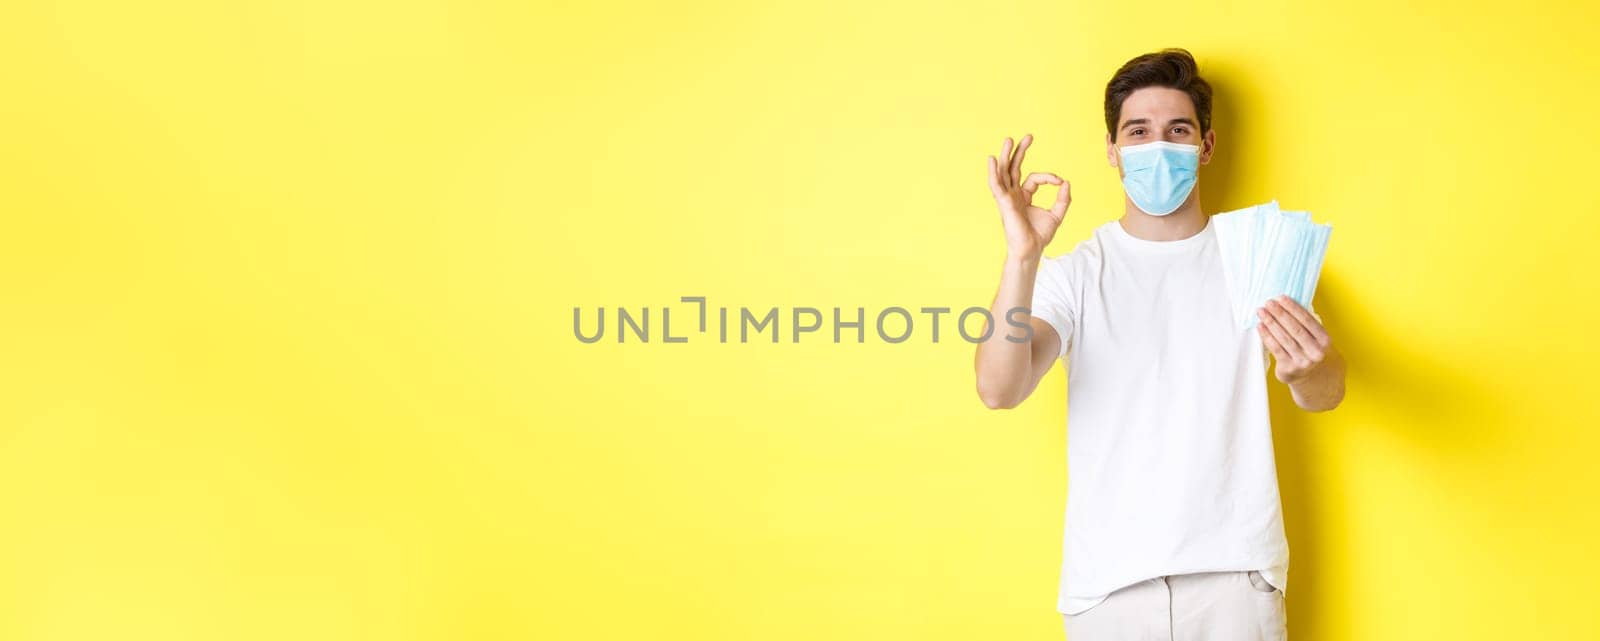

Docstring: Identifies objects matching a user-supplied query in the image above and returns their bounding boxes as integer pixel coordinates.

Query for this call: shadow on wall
[1264,270,1507,638]
[1195,61,1257,218]
[1195,58,1508,639]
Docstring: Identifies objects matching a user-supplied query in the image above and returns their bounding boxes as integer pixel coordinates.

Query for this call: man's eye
[1171,127,1188,135]
[1131,128,1145,135]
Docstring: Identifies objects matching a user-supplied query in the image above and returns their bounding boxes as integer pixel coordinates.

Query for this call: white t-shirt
[1030,215,1291,616]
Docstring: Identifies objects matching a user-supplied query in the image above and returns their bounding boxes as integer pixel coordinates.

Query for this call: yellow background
[3,1,1598,639]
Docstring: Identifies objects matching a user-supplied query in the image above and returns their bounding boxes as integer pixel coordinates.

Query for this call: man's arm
[973,133,1071,410]
[973,255,1062,409]
[1257,295,1346,412]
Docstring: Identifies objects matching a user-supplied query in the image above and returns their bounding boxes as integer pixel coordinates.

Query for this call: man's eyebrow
[1120,117,1199,131]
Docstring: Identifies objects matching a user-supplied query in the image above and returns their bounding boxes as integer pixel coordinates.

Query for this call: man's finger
[1259,326,1292,364]
[1257,310,1307,365]
[1010,133,1032,186]
[1266,299,1323,359]
[998,138,1014,189]
[1021,172,1062,198]
[1051,179,1072,219]
[987,156,1005,199]
[1271,295,1329,345]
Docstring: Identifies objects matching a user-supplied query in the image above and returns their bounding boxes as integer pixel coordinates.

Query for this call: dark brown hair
[1104,48,1212,142]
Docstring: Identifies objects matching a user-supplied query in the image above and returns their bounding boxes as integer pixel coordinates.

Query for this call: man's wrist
[1005,250,1042,269]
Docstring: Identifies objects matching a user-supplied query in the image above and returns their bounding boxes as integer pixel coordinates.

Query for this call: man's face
[1106,87,1215,179]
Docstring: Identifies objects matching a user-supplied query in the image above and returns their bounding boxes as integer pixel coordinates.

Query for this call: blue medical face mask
[1116,140,1201,216]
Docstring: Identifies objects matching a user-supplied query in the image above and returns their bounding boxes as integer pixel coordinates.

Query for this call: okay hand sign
[987,134,1071,259]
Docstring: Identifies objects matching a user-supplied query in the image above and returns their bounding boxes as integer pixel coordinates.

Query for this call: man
[973,48,1346,640]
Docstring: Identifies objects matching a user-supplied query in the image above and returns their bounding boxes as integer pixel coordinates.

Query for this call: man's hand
[987,133,1071,259]
[973,134,1069,410]
[1256,295,1346,411]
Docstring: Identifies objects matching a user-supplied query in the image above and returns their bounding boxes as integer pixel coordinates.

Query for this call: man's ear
[1199,129,1217,165]
[1106,133,1119,168]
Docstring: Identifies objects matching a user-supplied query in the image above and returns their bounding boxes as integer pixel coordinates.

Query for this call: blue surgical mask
[1116,140,1200,216]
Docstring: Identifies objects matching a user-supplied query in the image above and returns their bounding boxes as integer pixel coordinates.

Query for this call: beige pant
[1061,570,1287,641]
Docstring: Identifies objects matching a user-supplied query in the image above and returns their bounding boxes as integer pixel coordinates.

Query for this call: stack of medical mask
[1211,200,1332,330]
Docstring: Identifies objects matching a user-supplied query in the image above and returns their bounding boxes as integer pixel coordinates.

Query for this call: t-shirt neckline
[1108,216,1213,253]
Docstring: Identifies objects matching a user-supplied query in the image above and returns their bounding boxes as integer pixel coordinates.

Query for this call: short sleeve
[1030,256,1076,361]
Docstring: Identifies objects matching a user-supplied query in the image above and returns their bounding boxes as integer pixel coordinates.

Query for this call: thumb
[1049,179,1072,219]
